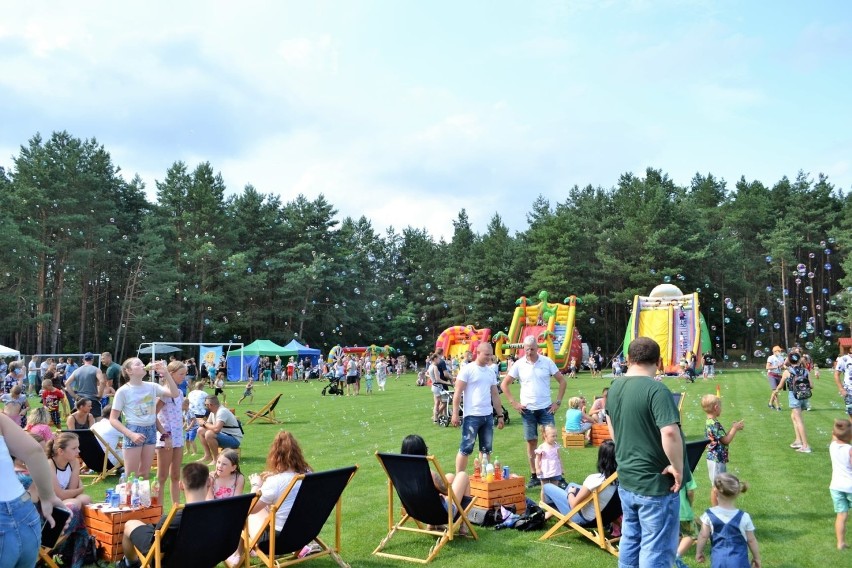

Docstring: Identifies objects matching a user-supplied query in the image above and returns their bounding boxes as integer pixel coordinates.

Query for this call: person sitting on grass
[117,462,211,568]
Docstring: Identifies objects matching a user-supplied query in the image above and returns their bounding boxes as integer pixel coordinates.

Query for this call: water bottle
[473,458,481,479]
[485,463,495,482]
[131,476,141,509]
[140,476,151,507]
[117,473,127,507]
[493,457,502,480]
[150,477,160,507]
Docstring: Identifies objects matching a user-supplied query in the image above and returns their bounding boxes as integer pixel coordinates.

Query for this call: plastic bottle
[131,476,141,509]
[473,458,481,479]
[140,476,151,507]
[485,462,495,482]
[150,477,160,507]
[117,472,127,507]
[493,457,502,480]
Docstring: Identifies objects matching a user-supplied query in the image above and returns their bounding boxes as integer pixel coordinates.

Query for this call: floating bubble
[746,318,755,327]
[825,263,832,270]
[425,283,432,289]
[354,287,360,295]
[753,350,764,358]
[825,248,832,255]
[204,319,210,325]
[838,324,845,332]
[589,318,596,324]
[765,256,772,263]
[732,343,737,349]
[726,302,734,310]
[773,322,781,329]
[827,358,834,365]
[724,317,731,324]
[824,329,833,337]
[755,340,763,347]
[808,252,815,258]
[796,263,806,274]
[713,293,719,299]
[822,288,829,295]
[759,307,769,317]
[805,342,814,350]
[766,285,773,292]
[663,275,671,283]
[807,272,815,279]
[735,307,742,314]
[795,316,801,323]
[416,335,423,341]
[732,362,739,368]
[334,304,339,309]
[740,355,747,361]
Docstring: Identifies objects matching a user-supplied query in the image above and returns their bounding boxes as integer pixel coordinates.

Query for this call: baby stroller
[321,375,344,396]
[437,389,510,427]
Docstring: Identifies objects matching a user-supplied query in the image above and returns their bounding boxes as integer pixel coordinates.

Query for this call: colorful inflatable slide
[494,290,582,371]
[434,325,492,360]
[327,344,394,363]
[622,284,712,373]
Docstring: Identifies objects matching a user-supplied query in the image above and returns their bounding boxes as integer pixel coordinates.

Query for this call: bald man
[452,342,504,473]
[500,335,566,488]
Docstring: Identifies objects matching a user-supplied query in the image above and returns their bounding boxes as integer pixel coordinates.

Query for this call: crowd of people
[2,335,852,567]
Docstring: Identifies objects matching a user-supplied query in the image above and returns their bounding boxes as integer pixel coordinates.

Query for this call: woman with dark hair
[401,434,470,506]
[542,440,617,523]
[65,397,95,430]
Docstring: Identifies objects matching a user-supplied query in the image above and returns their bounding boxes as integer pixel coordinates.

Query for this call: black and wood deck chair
[134,492,257,568]
[63,428,124,484]
[245,393,283,425]
[686,438,710,473]
[672,391,686,422]
[245,465,358,568]
[38,505,72,568]
[538,471,622,557]
[373,452,478,564]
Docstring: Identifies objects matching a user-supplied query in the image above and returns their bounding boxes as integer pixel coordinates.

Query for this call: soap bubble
[663,275,671,283]
[825,248,832,255]
[824,329,833,337]
[766,285,773,292]
[796,263,806,274]
[773,322,781,329]
[825,263,832,270]
[735,307,742,313]
[804,286,813,294]
[354,288,360,295]
[753,350,764,358]
[809,252,815,258]
[759,308,769,317]
[805,342,814,350]
[740,355,747,361]
[589,318,596,324]
[746,318,755,327]
[755,340,763,347]
[732,362,739,368]
[765,256,772,263]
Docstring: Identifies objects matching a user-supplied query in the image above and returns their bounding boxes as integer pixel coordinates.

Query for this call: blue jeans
[542,482,590,524]
[617,486,679,568]
[0,493,42,568]
[521,407,555,441]
[459,414,493,455]
[215,432,241,449]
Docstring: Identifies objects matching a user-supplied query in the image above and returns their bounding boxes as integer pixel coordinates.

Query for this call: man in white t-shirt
[452,343,504,473]
[500,335,566,487]
[197,395,242,466]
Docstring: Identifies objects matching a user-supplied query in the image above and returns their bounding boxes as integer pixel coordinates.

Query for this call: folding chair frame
[245,394,283,425]
[63,428,124,484]
[245,465,358,568]
[373,452,478,564]
[38,533,68,568]
[539,471,621,557]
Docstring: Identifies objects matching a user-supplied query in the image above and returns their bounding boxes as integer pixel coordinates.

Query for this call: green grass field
[82,369,850,567]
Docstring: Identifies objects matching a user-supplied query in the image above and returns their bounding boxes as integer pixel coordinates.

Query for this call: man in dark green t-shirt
[606,337,688,568]
[101,352,123,391]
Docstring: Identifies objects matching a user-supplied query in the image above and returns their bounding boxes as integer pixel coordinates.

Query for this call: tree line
[1,130,850,365]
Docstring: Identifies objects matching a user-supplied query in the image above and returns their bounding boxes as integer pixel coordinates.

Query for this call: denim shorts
[459,414,493,456]
[124,423,157,448]
[522,407,555,441]
[617,486,679,568]
[0,492,41,568]
[787,391,810,410]
[215,432,241,449]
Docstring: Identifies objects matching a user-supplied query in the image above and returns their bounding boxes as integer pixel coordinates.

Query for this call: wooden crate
[83,504,162,562]
[469,475,526,513]
[591,423,612,446]
[562,430,586,448]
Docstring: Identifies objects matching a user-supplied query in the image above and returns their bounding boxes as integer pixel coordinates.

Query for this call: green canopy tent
[226,339,293,380]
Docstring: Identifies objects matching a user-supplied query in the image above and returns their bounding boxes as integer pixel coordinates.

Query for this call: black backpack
[788,367,812,400]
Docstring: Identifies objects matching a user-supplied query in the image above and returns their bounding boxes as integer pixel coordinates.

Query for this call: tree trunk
[35,251,46,354]
[49,253,67,353]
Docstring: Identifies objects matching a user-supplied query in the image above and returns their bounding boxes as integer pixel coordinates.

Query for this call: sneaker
[675,558,689,568]
[526,476,541,488]
[790,442,802,449]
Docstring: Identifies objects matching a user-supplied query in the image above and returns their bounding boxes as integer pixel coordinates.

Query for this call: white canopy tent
[136,342,246,380]
[0,345,21,359]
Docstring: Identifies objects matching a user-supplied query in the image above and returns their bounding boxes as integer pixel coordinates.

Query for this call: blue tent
[225,339,322,380]
[281,339,322,365]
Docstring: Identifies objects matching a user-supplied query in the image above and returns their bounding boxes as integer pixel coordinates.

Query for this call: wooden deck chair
[245,394,283,424]
[538,471,622,557]
[686,438,710,473]
[373,452,478,564]
[134,492,256,568]
[245,465,358,568]
[38,505,72,568]
[63,428,124,484]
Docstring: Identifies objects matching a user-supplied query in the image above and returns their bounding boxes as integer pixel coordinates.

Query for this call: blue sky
[1,1,850,239]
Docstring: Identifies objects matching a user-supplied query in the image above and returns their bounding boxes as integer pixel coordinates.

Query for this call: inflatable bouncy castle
[434,325,492,359]
[622,284,712,373]
[494,290,583,371]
